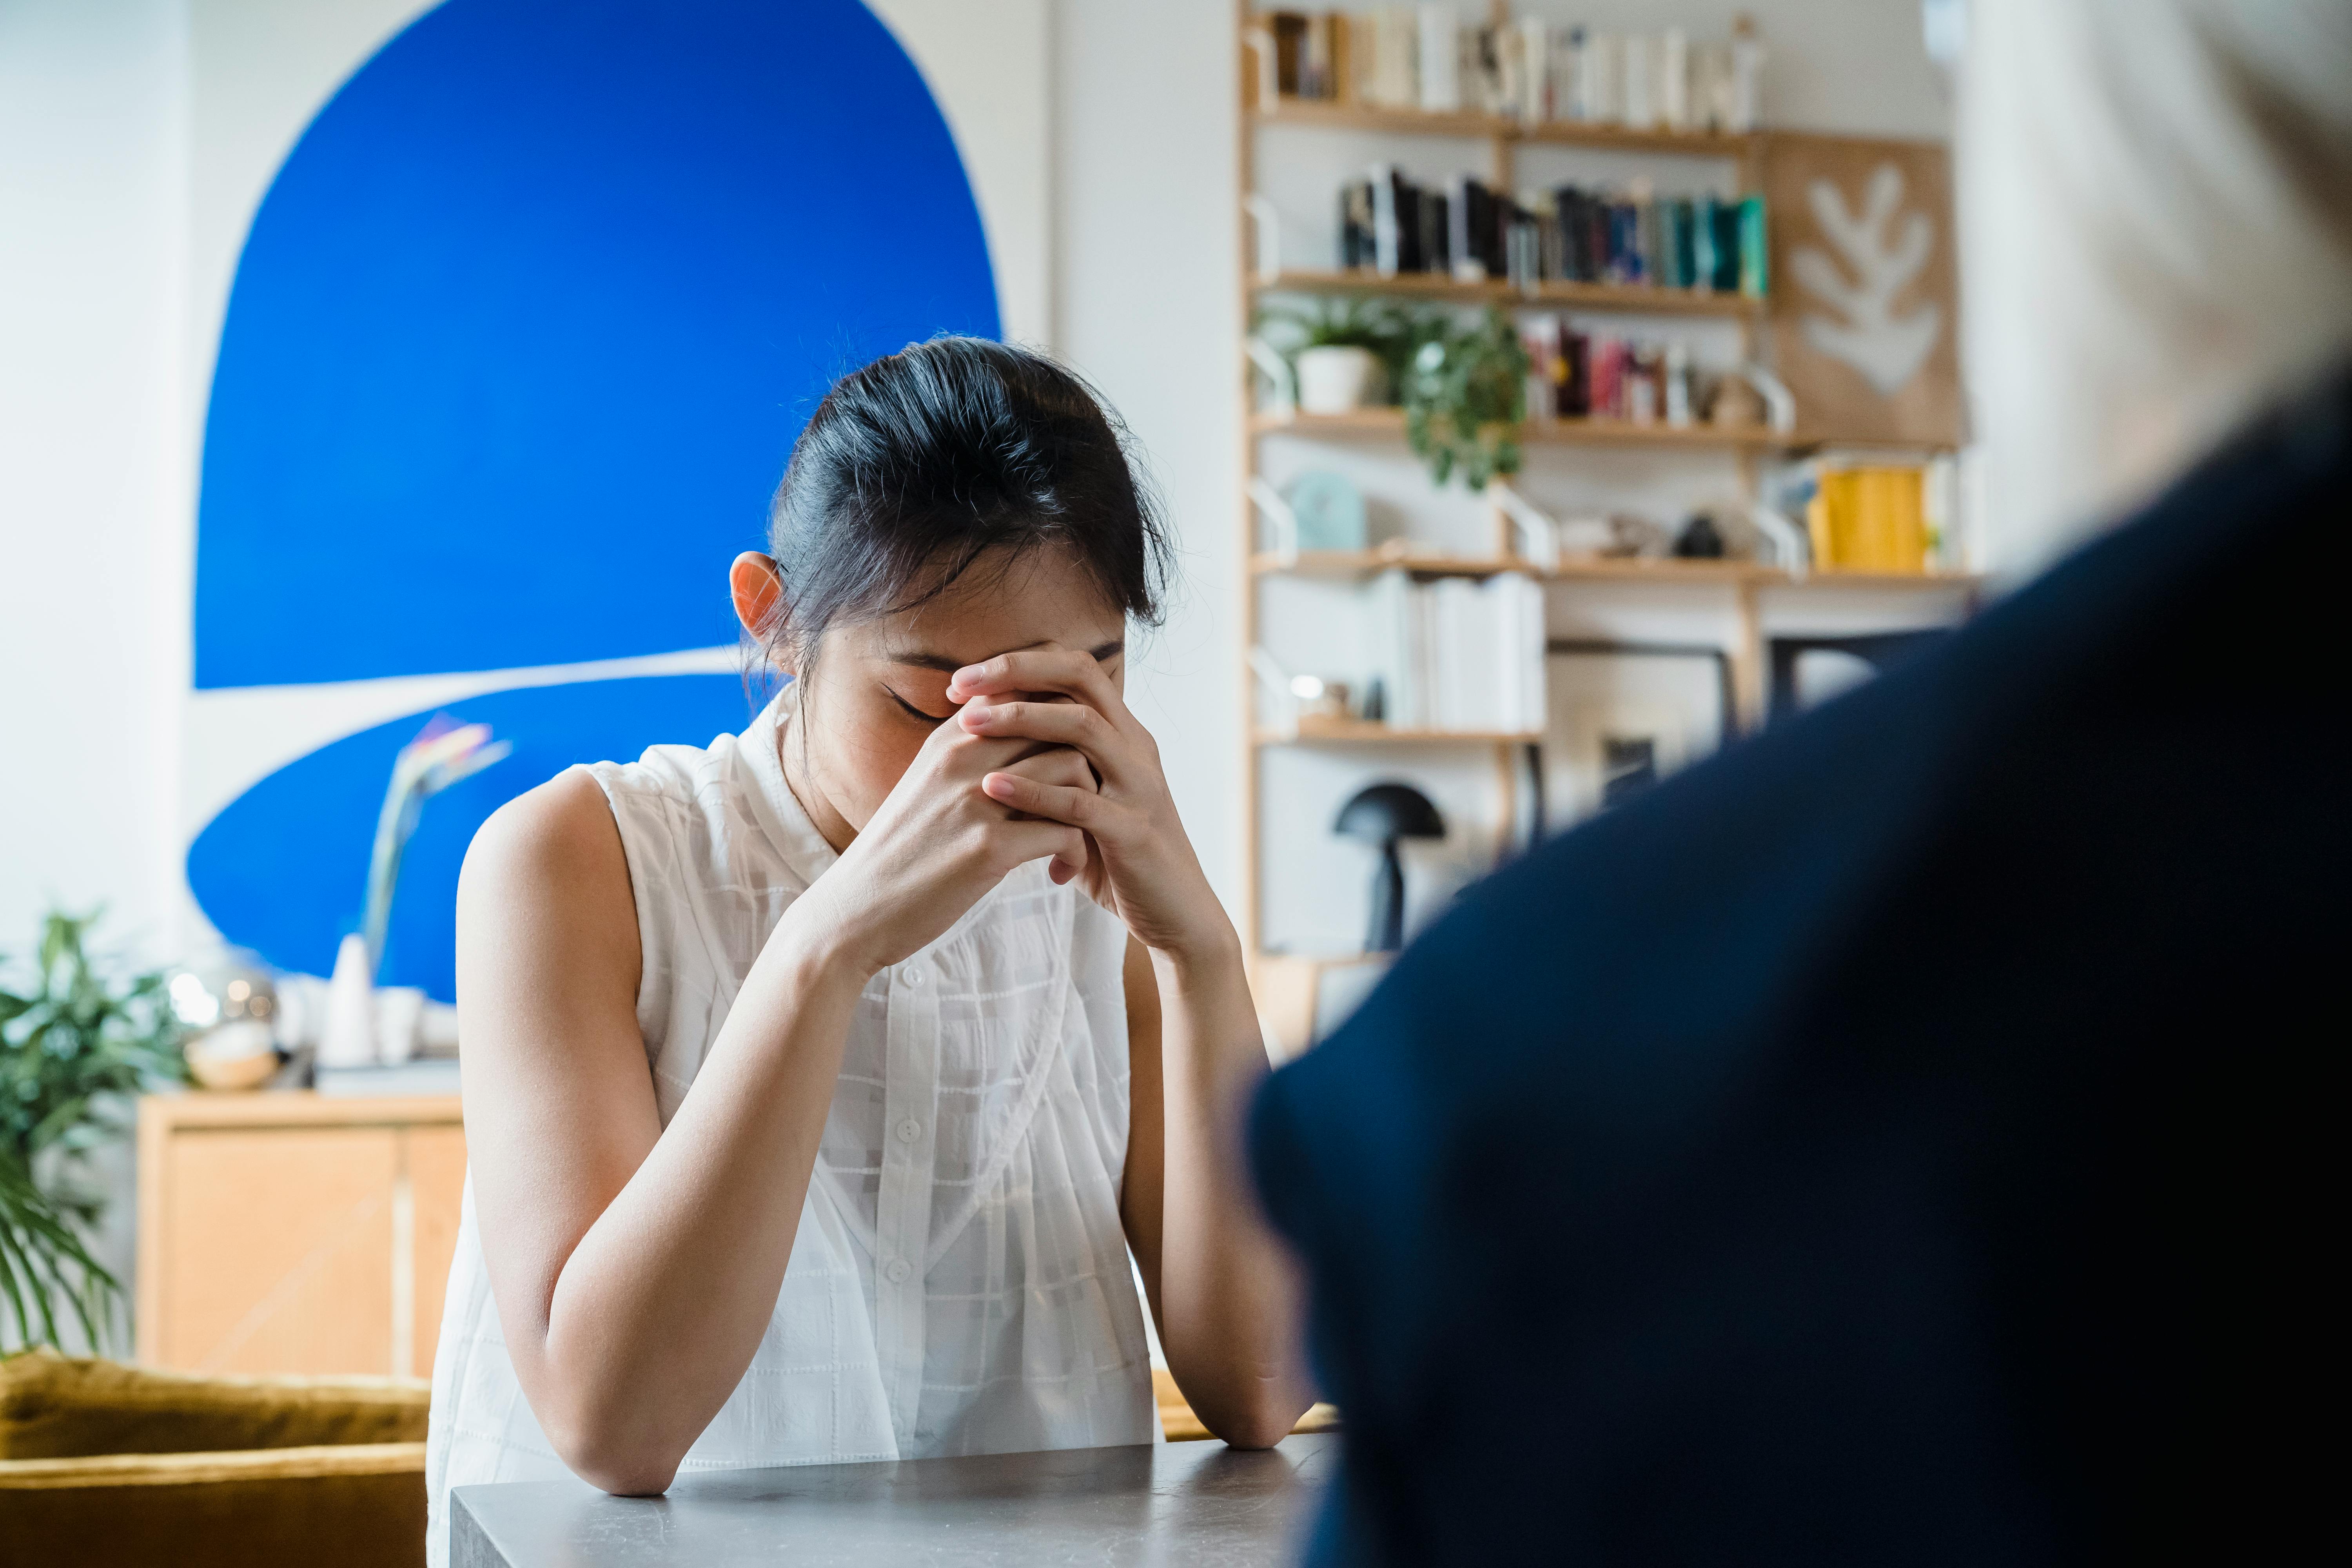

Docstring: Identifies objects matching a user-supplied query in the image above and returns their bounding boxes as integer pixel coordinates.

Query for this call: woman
[425,339,1309,1558]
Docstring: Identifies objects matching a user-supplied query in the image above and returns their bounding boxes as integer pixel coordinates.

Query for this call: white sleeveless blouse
[423,686,1156,1563]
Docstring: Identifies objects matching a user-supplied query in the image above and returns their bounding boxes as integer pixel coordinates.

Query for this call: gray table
[452,1434,1338,1566]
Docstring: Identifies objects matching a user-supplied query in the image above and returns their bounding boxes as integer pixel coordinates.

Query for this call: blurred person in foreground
[1249,2,2348,1562]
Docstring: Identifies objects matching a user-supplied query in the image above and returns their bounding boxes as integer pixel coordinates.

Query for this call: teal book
[1738,194,1769,299]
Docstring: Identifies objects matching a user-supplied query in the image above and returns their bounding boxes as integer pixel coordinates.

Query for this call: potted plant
[1402,307,1532,490]
[1255,297,1421,414]
[0,910,186,1350]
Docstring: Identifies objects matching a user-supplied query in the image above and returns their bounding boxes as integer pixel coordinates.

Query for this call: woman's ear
[730,552,789,670]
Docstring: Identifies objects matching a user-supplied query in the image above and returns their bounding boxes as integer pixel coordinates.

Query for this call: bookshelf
[1251,407,1786,448]
[1255,268,1763,317]
[1254,96,1761,159]
[1234,4,1970,975]
[1248,549,1984,591]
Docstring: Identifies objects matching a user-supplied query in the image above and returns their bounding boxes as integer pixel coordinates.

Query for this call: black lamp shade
[1334,782,1446,953]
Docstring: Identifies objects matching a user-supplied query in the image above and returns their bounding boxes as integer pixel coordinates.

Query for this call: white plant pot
[1295,346,1385,415]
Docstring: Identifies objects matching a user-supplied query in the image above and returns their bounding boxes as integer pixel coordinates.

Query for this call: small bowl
[186,1020,282,1091]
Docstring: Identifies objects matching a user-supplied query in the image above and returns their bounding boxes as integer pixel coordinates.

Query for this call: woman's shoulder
[458,771,637,967]
[465,770,626,891]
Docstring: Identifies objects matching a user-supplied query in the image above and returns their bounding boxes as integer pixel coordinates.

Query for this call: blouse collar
[732,681,841,891]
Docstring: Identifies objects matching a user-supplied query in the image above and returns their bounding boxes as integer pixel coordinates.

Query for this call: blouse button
[902,965,927,987]
[896,1118,922,1143]
[884,1258,913,1285]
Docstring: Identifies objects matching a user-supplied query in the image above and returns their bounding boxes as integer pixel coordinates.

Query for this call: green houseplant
[0,910,187,1350]
[0,1144,114,1352]
[1402,307,1532,490]
[1254,296,1428,413]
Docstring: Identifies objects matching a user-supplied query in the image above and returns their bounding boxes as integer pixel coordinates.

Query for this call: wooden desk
[453,1434,1338,1568]
[135,1092,465,1377]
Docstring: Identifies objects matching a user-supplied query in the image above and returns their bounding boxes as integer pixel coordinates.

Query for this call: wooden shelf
[1252,99,1760,159]
[1255,268,1762,316]
[1255,718,1542,746]
[1251,549,1984,593]
[1250,407,1784,449]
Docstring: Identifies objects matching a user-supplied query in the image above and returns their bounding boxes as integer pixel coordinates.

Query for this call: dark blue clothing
[1250,375,2348,1566]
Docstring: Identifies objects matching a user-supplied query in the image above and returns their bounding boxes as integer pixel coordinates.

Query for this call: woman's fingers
[994,818,1089,881]
[947,648,1131,731]
[988,742,1098,792]
[982,770,1127,840]
[957,700,1123,782]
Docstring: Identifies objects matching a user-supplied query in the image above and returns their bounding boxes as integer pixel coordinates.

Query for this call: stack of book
[1520,319,1703,425]
[1361,568,1547,733]
[1339,171,1767,297]
[1261,7,1764,134]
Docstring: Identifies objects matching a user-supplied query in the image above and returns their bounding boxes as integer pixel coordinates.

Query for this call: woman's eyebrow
[882,651,967,673]
[882,640,1126,670]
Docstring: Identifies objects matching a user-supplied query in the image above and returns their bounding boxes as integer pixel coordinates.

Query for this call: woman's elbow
[544,1410,683,1497]
[575,1452,680,1498]
[1210,1392,1310,1451]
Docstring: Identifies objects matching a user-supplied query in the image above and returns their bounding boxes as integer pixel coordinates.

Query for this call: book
[1514,17,1550,122]
[1371,163,1402,275]
[1370,7,1417,109]
[1416,5,1460,112]
[1340,179,1378,270]
[1359,569,1546,735]
[1738,194,1769,296]
[1271,11,1307,96]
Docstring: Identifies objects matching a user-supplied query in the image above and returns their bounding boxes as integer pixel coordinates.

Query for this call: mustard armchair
[0,1348,429,1568]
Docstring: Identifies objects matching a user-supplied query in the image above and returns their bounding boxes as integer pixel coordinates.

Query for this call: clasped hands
[786,646,1231,982]
[949,647,1227,965]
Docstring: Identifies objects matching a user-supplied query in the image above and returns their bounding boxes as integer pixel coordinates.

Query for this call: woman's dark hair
[758,336,1171,674]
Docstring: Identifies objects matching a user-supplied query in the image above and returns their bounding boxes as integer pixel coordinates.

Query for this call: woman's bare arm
[457,772,866,1494]
[1119,935,1314,1448]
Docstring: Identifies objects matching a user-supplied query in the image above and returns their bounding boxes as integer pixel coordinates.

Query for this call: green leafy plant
[1,1144,114,1352]
[1401,307,1532,490]
[1254,296,1429,395]
[0,909,187,1350]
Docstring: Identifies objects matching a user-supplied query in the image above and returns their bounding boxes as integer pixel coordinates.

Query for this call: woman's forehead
[847,547,1123,668]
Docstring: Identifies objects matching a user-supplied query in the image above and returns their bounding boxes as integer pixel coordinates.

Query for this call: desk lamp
[1335,782,1446,953]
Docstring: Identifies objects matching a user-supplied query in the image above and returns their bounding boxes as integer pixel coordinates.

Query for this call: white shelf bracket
[1247,475,1301,564]
[1243,194,1282,287]
[1748,501,1810,580]
[1244,334,1297,420]
[1240,27,1277,114]
[1483,479,1563,570]
[1247,644,1299,735]
[1738,363,1798,436]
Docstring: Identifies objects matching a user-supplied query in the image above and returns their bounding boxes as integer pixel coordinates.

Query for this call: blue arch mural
[189,0,999,996]
[195,0,998,689]
[189,677,755,1001]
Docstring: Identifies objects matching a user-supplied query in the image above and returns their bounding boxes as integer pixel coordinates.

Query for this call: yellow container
[1810,466,1927,572]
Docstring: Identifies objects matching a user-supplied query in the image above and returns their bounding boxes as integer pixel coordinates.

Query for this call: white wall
[0,0,191,1332]
[0,0,190,965]
[1053,0,1249,914]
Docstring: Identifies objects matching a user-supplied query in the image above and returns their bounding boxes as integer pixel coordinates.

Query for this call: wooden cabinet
[135,1094,465,1378]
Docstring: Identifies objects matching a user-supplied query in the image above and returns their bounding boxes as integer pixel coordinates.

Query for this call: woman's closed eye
[885,686,956,724]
